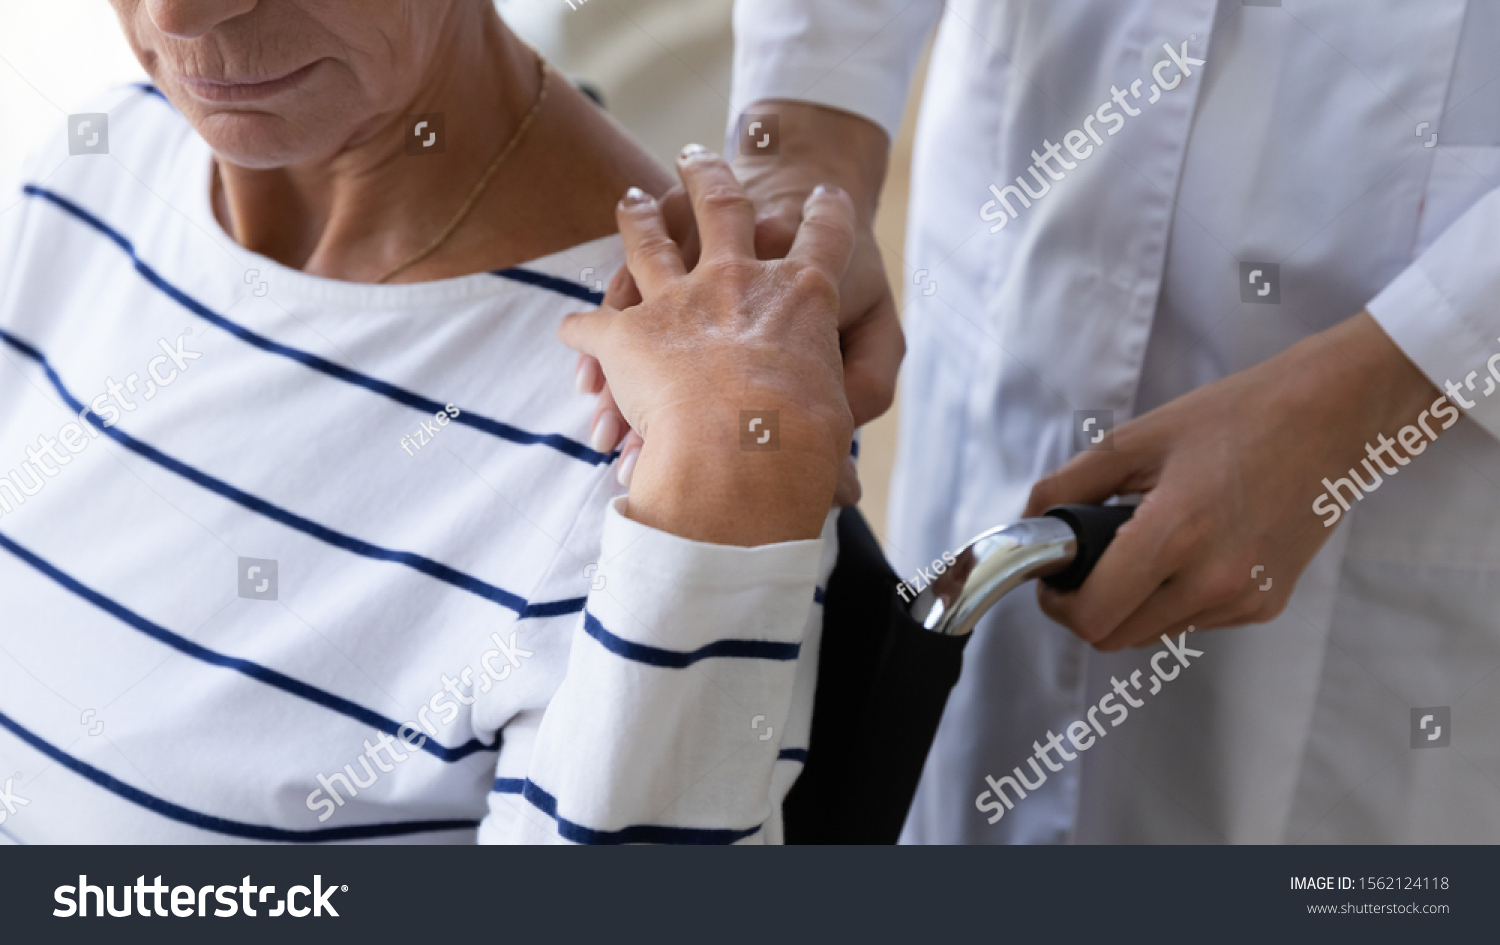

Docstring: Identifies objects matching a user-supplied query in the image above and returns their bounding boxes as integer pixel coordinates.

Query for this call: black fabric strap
[784,507,968,844]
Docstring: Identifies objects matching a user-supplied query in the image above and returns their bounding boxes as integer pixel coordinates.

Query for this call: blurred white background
[0,1,147,189]
[0,0,915,540]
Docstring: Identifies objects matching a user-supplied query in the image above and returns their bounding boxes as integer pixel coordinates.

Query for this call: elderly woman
[0,0,861,843]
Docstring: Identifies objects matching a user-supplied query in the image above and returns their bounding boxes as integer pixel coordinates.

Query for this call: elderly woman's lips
[177,61,321,102]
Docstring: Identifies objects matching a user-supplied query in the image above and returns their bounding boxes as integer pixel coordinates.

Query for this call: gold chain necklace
[376,53,550,284]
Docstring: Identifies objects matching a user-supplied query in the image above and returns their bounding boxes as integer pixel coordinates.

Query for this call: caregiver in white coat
[723,0,1500,843]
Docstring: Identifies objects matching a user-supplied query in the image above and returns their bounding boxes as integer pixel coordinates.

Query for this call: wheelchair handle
[905,504,1135,637]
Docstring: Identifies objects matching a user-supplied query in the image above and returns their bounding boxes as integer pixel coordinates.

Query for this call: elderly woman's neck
[211,14,654,284]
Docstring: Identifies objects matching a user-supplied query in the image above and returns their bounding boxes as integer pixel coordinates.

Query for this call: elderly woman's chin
[199,116,323,169]
[160,64,377,169]
[186,105,360,170]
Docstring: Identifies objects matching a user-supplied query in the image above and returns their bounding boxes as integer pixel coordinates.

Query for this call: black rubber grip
[1040,504,1136,591]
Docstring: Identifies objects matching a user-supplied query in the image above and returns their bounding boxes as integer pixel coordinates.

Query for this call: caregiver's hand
[579,102,900,503]
[1023,311,1443,650]
[560,146,856,546]
[731,101,901,428]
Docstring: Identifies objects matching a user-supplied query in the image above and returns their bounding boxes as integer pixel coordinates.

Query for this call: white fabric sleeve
[0,121,63,319]
[728,0,943,142]
[1367,186,1500,441]
[498,497,835,844]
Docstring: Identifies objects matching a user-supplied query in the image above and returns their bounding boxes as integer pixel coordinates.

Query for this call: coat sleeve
[727,0,945,143]
[1367,185,1500,442]
[493,497,835,844]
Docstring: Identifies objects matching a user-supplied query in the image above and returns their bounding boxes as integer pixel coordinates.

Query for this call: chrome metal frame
[906,516,1078,637]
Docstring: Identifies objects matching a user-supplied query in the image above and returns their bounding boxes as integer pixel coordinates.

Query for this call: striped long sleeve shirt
[0,86,831,845]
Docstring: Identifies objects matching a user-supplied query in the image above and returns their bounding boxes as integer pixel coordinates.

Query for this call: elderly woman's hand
[560,147,856,545]
[577,104,901,508]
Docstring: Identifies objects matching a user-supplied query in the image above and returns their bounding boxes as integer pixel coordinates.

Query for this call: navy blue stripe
[814,586,825,605]
[492,268,604,305]
[777,748,807,763]
[0,328,586,623]
[490,778,760,845]
[21,184,614,467]
[582,610,800,668]
[132,81,166,101]
[0,528,495,763]
[0,707,477,842]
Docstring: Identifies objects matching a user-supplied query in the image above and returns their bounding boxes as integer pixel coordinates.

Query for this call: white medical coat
[732,0,1500,843]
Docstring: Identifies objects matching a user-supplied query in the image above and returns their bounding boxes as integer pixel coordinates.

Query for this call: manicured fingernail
[621,186,652,207]
[591,413,619,453]
[678,143,711,162]
[575,360,595,394]
[616,447,639,488]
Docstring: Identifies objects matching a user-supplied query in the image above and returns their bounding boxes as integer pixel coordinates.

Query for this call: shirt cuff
[1366,187,1500,442]
[727,0,941,144]
[594,496,830,652]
